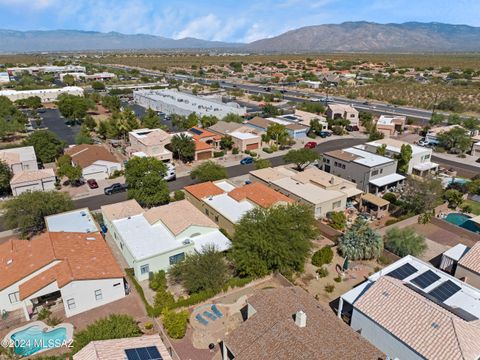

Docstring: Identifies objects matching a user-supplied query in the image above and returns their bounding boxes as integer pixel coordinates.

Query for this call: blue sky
[0,0,479,43]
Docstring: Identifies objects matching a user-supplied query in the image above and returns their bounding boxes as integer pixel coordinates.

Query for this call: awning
[442,244,469,261]
[369,173,405,187]
[361,193,390,207]
[413,162,439,171]
[342,187,363,198]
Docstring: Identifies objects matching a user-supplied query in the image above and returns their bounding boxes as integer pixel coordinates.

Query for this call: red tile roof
[228,182,293,208]
[184,182,225,200]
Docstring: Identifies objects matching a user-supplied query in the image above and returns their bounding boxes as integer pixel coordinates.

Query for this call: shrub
[461,204,473,213]
[270,144,279,152]
[316,267,329,278]
[173,190,185,201]
[153,288,175,313]
[109,169,124,179]
[311,246,334,267]
[161,309,189,339]
[144,322,154,330]
[213,151,225,158]
[262,147,273,154]
[333,276,342,283]
[328,211,347,230]
[324,284,335,293]
[248,151,257,157]
[232,147,239,155]
[38,308,51,320]
[385,218,400,226]
[149,270,168,291]
[126,268,156,316]
[384,227,427,257]
[307,132,316,139]
[382,192,397,204]
[46,316,62,327]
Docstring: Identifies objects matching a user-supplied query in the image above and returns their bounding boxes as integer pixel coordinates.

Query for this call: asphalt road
[431,155,480,178]
[73,137,365,210]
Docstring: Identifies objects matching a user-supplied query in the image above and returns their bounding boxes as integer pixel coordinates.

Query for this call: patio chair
[195,314,208,326]
[203,311,217,321]
[211,304,223,318]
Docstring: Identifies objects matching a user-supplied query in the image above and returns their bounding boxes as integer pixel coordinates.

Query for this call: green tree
[396,144,412,174]
[3,191,74,238]
[125,156,169,207]
[190,161,227,182]
[83,115,97,131]
[169,245,229,294]
[91,81,106,91]
[222,113,244,123]
[437,127,471,154]
[15,96,42,109]
[75,124,94,145]
[462,117,479,132]
[200,115,218,128]
[328,211,347,230]
[57,154,83,183]
[101,95,121,112]
[254,158,271,170]
[22,130,65,163]
[384,227,427,257]
[232,204,317,277]
[62,74,75,86]
[72,314,141,354]
[444,189,464,209]
[262,103,280,117]
[309,118,324,134]
[171,113,199,130]
[97,121,108,139]
[220,135,234,150]
[0,161,12,196]
[57,94,91,121]
[429,113,445,127]
[467,179,480,195]
[337,218,383,260]
[311,246,334,267]
[399,176,443,215]
[283,148,321,171]
[170,133,195,163]
[161,309,189,339]
[264,123,290,146]
[142,108,161,129]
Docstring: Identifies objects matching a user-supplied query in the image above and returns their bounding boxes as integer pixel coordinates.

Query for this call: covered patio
[412,162,439,177]
[360,193,390,218]
[369,173,405,195]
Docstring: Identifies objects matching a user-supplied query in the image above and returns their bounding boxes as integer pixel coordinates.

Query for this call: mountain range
[1,22,480,53]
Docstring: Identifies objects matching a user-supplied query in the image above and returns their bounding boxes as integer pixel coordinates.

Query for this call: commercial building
[101,199,231,281]
[0,146,38,174]
[134,89,246,118]
[7,65,86,76]
[339,255,480,360]
[375,115,406,137]
[298,80,322,88]
[326,104,359,126]
[0,209,125,320]
[0,72,10,83]
[127,128,173,162]
[184,180,293,235]
[250,166,362,219]
[321,146,405,194]
[10,168,56,196]
[65,144,122,180]
[222,286,383,360]
[361,138,438,175]
[0,86,84,103]
[59,72,116,82]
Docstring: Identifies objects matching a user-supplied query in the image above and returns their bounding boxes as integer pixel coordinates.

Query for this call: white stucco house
[0,146,38,174]
[10,168,56,196]
[65,144,122,181]
[101,199,231,281]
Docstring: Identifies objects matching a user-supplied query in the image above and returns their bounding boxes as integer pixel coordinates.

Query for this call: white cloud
[242,23,273,43]
[174,14,222,40]
[0,0,58,9]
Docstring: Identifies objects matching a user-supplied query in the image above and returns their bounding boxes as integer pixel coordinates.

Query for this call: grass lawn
[463,199,480,215]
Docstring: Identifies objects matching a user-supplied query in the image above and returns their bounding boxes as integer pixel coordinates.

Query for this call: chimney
[295,310,306,328]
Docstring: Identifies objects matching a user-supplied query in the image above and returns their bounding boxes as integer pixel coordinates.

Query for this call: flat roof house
[326,104,359,127]
[321,146,405,194]
[208,121,262,151]
[184,180,293,235]
[425,125,470,145]
[361,138,438,176]
[0,146,38,174]
[222,286,383,360]
[339,255,480,360]
[65,144,122,181]
[0,208,125,321]
[101,199,231,281]
[134,89,246,118]
[375,115,406,137]
[127,128,173,162]
[246,116,308,139]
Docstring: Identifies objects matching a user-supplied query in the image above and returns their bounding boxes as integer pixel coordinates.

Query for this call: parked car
[104,183,127,195]
[417,138,431,147]
[304,141,317,149]
[164,163,176,181]
[318,131,332,138]
[346,125,360,132]
[240,157,254,165]
[87,179,99,189]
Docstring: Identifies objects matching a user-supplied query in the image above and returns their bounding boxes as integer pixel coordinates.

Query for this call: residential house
[321,146,404,194]
[184,180,293,235]
[101,199,231,281]
[375,115,406,137]
[425,125,470,145]
[222,286,383,360]
[339,255,480,360]
[187,127,221,160]
[361,138,438,175]
[473,141,480,158]
[0,146,38,174]
[73,335,172,360]
[246,116,308,139]
[250,166,363,219]
[281,109,328,129]
[65,144,122,180]
[10,168,56,196]
[208,121,262,151]
[298,80,322,89]
[45,208,99,234]
[127,128,173,162]
[441,241,480,289]
[326,104,359,127]
[0,210,125,320]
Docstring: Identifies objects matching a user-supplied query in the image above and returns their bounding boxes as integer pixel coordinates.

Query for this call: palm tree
[171,134,195,163]
[338,218,383,260]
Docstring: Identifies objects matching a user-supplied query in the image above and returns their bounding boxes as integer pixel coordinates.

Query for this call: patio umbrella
[342,257,349,271]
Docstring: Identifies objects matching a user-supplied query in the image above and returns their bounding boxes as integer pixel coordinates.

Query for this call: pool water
[11,325,67,357]
[445,213,480,234]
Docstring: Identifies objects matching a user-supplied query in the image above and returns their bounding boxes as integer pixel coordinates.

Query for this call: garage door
[84,171,108,181]
[14,183,43,196]
[246,143,259,150]
[197,151,212,160]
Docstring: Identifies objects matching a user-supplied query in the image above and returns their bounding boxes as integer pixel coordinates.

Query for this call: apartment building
[321,146,404,194]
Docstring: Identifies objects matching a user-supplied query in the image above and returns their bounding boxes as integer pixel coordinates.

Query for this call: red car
[87,179,99,189]
[304,141,317,149]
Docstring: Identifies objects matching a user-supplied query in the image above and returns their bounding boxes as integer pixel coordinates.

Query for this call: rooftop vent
[6,259,13,265]
[86,237,96,241]
[182,239,191,245]
[295,310,306,328]
[330,177,335,184]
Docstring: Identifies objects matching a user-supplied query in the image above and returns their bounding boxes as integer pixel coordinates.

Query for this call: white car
[164,163,176,181]
[417,139,430,147]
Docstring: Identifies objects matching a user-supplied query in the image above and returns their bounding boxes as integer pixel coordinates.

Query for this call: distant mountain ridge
[1,22,480,53]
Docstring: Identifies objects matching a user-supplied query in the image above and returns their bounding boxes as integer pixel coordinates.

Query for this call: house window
[8,292,20,304]
[67,298,76,310]
[205,209,209,216]
[140,264,150,275]
[332,201,341,209]
[215,215,219,223]
[94,289,103,301]
[371,170,379,176]
[169,253,185,265]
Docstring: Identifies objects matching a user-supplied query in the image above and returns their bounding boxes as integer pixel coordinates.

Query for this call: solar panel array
[411,270,441,289]
[125,346,163,360]
[428,280,461,303]
[386,263,418,280]
[189,127,203,135]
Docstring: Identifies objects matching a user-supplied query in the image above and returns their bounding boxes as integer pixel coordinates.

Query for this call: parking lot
[37,108,80,145]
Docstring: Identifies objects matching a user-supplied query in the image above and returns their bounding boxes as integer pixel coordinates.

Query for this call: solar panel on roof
[385,263,418,280]
[125,346,162,360]
[411,270,440,289]
[190,128,203,135]
[428,280,461,302]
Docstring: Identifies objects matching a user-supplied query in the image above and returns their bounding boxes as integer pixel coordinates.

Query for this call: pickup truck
[104,183,127,195]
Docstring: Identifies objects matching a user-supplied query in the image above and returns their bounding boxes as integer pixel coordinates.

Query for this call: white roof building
[45,208,99,233]
[0,86,84,103]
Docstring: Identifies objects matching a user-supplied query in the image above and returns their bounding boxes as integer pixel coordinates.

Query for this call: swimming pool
[445,213,480,234]
[9,324,68,357]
